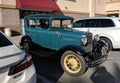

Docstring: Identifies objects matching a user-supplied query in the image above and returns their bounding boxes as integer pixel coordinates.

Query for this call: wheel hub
[64,54,81,74]
[101,47,107,56]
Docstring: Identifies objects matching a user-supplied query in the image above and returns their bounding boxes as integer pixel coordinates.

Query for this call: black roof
[24,14,74,20]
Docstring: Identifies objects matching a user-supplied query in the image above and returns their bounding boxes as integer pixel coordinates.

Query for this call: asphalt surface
[11,36,120,83]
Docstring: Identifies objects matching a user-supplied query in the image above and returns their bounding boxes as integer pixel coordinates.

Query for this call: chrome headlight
[81,35,87,45]
[94,34,100,41]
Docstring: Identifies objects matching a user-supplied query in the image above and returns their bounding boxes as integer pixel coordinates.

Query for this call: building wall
[0,0,20,35]
[106,0,120,17]
[1,8,20,35]
[106,0,120,3]
[0,9,3,26]
[95,0,106,15]
[56,0,106,19]
[0,0,16,5]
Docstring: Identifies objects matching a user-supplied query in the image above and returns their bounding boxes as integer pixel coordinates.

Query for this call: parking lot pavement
[57,51,120,83]
[11,36,120,83]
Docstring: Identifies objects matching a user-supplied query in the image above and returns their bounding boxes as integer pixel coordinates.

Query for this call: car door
[87,19,116,36]
[73,19,101,36]
[84,19,99,36]
[48,19,61,50]
[35,18,52,49]
[25,18,37,42]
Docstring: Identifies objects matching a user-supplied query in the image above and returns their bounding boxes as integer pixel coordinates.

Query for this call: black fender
[20,35,32,46]
[93,40,108,51]
[91,40,108,60]
[56,45,88,58]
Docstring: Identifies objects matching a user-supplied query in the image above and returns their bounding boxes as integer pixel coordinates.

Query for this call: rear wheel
[22,39,31,53]
[61,50,87,76]
[100,38,112,52]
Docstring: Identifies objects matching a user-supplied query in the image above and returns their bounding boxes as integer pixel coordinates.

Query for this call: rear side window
[0,33,12,47]
[100,19,115,27]
[84,19,115,27]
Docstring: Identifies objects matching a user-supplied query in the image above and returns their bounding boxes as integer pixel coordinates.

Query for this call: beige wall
[106,0,120,3]
[106,1,120,11]
[56,0,106,19]
[0,9,3,26]
[106,1,120,16]
[0,0,16,5]
[95,0,106,15]
[56,0,89,13]
[0,8,20,35]
[0,0,16,8]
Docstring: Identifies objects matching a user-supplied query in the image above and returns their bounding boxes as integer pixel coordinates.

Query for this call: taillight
[8,54,33,76]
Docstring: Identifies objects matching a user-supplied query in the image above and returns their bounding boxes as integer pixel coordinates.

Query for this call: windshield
[0,32,13,47]
[52,19,73,29]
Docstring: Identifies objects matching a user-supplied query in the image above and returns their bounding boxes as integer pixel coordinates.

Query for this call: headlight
[94,34,100,41]
[81,35,87,45]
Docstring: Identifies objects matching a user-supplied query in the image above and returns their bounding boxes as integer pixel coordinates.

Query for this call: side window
[73,20,84,27]
[100,19,115,27]
[36,19,49,29]
[85,19,97,27]
[52,20,60,28]
[27,19,36,28]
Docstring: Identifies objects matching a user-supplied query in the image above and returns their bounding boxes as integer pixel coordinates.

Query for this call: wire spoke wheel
[61,51,87,76]
[64,54,81,74]
[101,46,107,56]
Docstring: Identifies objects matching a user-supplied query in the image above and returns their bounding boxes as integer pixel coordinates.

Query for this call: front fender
[91,40,108,60]
[56,45,88,57]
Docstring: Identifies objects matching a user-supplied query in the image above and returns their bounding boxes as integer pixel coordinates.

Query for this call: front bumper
[87,55,108,67]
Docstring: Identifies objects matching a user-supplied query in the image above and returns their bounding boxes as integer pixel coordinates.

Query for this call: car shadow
[31,49,64,83]
[90,66,119,83]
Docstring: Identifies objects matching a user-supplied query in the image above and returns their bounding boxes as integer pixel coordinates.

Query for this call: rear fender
[20,35,32,46]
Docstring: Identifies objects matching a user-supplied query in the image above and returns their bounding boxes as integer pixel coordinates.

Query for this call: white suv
[71,17,120,51]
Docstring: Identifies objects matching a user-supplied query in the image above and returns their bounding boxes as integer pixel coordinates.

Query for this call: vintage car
[20,15,108,76]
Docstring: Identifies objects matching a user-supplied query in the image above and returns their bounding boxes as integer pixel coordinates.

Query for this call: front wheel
[61,50,87,76]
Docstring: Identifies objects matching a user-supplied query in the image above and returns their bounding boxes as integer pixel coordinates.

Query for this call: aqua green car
[20,15,108,76]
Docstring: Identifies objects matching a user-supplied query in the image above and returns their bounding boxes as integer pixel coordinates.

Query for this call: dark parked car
[20,15,108,76]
